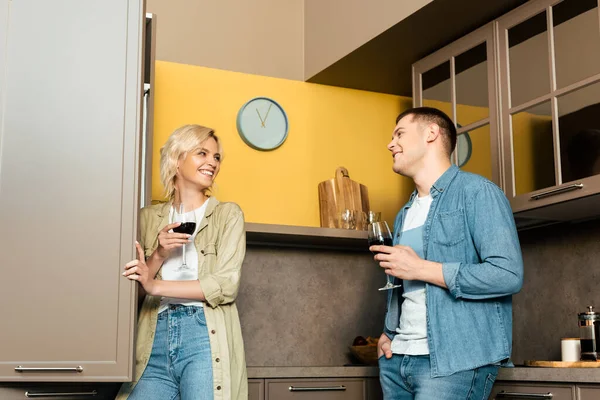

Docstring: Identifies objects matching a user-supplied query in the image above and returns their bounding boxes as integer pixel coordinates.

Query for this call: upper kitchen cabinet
[413,23,502,187]
[0,0,147,381]
[498,0,600,225]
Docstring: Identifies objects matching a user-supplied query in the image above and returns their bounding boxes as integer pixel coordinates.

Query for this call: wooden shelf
[245,223,369,251]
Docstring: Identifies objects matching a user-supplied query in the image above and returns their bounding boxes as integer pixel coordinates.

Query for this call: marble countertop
[247,366,600,383]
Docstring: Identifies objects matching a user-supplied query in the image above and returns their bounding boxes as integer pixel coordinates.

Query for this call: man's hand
[369,244,447,287]
[370,244,425,280]
[378,333,392,359]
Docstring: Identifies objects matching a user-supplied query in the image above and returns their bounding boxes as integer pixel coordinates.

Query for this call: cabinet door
[413,22,502,188]
[0,0,144,381]
[249,379,265,400]
[577,384,600,400]
[489,382,575,400]
[0,383,121,400]
[498,0,600,214]
[265,378,365,400]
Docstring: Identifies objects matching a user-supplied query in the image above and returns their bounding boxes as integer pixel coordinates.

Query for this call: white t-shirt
[391,194,432,355]
[158,201,209,313]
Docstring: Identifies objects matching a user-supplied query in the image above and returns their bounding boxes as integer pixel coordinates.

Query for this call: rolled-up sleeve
[443,182,523,299]
[199,206,246,308]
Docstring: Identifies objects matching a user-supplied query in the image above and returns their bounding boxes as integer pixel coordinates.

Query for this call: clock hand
[263,103,273,126]
[255,108,265,127]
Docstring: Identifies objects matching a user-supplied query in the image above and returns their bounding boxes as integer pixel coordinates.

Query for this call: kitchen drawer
[490,382,575,400]
[265,378,365,400]
[576,384,600,400]
[0,383,120,399]
[249,378,265,400]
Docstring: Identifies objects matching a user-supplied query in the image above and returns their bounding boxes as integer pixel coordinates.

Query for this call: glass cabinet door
[498,0,600,212]
[413,23,501,187]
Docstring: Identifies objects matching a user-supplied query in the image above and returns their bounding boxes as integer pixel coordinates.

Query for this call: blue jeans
[379,354,498,400]
[129,305,213,400]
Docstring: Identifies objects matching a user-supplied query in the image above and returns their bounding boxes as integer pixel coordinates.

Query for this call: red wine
[369,237,393,254]
[173,222,196,235]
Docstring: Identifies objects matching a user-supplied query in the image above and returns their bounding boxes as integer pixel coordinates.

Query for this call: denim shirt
[384,165,524,377]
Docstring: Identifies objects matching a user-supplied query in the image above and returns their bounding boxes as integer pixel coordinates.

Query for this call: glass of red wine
[172,203,196,270]
[368,221,401,291]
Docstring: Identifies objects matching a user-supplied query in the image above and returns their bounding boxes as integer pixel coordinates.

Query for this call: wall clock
[236,97,289,151]
[456,124,472,167]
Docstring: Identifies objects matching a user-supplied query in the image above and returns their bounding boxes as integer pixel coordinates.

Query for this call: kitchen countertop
[247,366,600,383]
[498,366,600,383]
[247,366,379,379]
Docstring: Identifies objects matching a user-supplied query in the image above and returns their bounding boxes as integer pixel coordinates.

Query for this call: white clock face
[237,97,288,151]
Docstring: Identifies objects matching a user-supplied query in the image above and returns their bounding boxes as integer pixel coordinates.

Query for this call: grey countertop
[247,366,600,383]
[498,366,600,383]
[247,366,379,379]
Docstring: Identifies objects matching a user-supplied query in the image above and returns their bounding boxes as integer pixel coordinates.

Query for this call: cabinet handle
[530,183,583,200]
[496,391,553,399]
[288,385,346,392]
[15,366,84,373]
[25,391,97,398]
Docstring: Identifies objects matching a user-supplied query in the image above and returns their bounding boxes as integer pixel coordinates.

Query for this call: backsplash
[512,219,600,364]
[236,219,600,367]
[237,246,386,367]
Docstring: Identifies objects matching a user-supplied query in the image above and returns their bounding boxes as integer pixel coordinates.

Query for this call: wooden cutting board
[525,360,600,368]
[318,167,370,229]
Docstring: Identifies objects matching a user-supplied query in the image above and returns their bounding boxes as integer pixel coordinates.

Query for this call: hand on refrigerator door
[123,241,156,295]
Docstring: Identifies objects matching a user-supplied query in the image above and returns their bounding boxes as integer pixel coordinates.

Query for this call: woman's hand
[123,241,156,295]
[156,222,191,259]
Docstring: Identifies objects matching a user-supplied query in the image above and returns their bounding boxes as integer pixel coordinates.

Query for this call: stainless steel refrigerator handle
[496,391,553,399]
[15,366,84,373]
[26,391,97,398]
[288,385,346,392]
[530,183,583,200]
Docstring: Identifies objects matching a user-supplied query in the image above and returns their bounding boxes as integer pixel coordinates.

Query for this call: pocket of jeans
[194,308,207,326]
[432,209,465,246]
[481,372,497,400]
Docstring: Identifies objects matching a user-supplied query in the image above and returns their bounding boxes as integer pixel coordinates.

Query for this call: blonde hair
[160,124,223,199]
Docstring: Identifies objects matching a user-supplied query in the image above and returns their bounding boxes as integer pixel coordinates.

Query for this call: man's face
[387,114,428,177]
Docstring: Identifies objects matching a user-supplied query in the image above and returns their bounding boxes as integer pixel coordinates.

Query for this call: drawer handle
[496,391,553,399]
[15,366,84,373]
[530,183,583,200]
[25,391,98,398]
[288,385,346,392]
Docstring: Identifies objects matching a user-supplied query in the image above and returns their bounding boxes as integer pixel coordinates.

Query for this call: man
[370,107,523,400]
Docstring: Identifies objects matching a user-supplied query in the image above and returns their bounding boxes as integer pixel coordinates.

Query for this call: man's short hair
[396,107,457,156]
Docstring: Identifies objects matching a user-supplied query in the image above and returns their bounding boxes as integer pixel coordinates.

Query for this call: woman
[117,124,247,400]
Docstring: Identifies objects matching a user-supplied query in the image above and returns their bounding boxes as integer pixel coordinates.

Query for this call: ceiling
[306,0,530,97]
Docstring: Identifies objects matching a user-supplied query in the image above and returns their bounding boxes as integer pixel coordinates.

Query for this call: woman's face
[176,137,221,191]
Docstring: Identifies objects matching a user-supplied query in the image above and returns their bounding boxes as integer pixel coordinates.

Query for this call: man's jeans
[379,354,498,400]
[129,305,213,400]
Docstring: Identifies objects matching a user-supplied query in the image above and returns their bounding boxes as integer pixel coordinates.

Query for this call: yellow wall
[152,61,413,227]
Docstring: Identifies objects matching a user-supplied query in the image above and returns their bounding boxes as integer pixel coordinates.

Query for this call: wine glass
[172,203,196,270]
[368,221,401,291]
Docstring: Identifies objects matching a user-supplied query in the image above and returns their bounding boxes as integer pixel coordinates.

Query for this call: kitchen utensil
[318,167,370,229]
[579,305,600,360]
